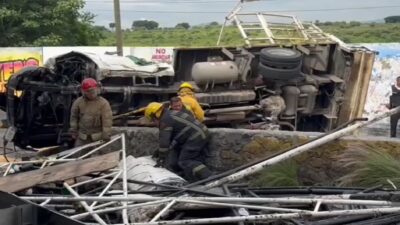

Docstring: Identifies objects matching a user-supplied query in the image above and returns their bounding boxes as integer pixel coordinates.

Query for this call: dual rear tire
[258,48,303,80]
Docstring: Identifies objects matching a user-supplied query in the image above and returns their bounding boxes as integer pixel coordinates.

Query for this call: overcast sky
[84,0,400,28]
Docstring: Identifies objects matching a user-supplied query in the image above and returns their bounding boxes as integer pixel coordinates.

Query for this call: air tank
[281,86,300,117]
[191,61,239,85]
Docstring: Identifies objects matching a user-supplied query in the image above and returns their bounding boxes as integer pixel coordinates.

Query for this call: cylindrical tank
[281,86,300,117]
[191,61,239,85]
[298,85,318,114]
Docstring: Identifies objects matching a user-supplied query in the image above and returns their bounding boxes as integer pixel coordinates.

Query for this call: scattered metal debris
[0,107,399,224]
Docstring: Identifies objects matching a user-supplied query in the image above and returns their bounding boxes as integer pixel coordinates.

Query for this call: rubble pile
[0,133,399,225]
[1,106,400,225]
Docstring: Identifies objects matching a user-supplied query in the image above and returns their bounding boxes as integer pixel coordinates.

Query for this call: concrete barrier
[114,127,400,185]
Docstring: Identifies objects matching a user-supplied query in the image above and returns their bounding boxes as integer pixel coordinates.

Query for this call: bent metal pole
[205,106,400,188]
[131,207,400,225]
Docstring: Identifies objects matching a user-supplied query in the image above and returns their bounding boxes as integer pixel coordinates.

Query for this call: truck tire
[260,48,302,63]
[258,62,302,80]
[260,57,301,69]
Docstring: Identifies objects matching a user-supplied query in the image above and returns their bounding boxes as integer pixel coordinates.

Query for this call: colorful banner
[0,48,43,93]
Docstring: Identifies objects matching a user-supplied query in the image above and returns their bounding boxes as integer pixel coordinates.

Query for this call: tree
[109,22,115,30]
[349,21,361,27]
[384,16,400,23]
[0,0,102,46]
[131,20,159,30]
[209,21,219,26]
[175,22,190,29]
[94,26,110,33]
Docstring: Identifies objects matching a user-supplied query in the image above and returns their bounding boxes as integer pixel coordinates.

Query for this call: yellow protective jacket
[70,96,113,141]
[178,88,205,122]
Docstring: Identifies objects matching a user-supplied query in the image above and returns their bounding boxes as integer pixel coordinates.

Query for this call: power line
[91,5,400,13]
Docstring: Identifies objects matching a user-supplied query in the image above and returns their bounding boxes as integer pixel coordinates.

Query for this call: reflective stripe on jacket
[158,109,208,153]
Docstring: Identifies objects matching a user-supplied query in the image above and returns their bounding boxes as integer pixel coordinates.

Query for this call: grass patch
[337,145,400,188]
[251,160,300,187]
[100,23,400,47]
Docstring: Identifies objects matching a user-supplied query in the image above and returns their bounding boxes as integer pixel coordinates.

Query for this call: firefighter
[70,78,113,146]
[145,102,212,181]
[390,76,400,137]
[170,96,193,115]
[178,82,205,122]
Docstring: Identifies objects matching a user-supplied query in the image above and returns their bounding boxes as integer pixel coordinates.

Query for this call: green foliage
[319,23,400,43]
[100,22,400,47]
[337,145,400,188]
[0,0,101,46]
[132,20,159,30]
[251,161,300,187]
[385,16,400,23]
[175,23,190,29]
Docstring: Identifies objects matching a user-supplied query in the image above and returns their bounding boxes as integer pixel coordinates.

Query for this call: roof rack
[217,12,335,47]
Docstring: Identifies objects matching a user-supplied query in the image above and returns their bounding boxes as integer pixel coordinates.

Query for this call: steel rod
[21,196,397,206]
[64,182,107,225]
[314,200,322,212]
[71,199,170,219]
[93,201,118,210]
[150,200,176,222]
[121,134,129,225]
[3,163,12,176]
[78,135,122,159]
[132,207,400,225]
[0,163,9,168]
[90,170,122,208]
[40,161,47,169]
[71,171,119,188]
[207,106,259,114]
[205,106,400,188]
[40,198,52,206]
[177,199,309,213]
[58,140,103,159]
[123,178,226,197]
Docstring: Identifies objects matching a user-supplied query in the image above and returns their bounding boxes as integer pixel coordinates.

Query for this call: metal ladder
[225,12,331,46]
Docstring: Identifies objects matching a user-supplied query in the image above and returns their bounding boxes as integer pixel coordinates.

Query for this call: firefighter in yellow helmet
[178,82,205,122]
[145,102,213,181]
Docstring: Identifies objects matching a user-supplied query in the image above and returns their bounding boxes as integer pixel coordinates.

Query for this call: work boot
[194,166,213,180]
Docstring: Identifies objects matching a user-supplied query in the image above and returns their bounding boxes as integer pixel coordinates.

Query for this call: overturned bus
[6,13,376,148]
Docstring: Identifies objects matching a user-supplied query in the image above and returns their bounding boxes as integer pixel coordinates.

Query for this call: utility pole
[113,0,123,56]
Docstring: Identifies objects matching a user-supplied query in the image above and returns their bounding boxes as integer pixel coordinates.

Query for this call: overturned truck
[6,13,376,148]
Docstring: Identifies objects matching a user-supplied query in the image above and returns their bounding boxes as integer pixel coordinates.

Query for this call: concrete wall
[114,127,400,185]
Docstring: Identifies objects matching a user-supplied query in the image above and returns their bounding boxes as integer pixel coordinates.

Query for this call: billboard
[0,48,43,93]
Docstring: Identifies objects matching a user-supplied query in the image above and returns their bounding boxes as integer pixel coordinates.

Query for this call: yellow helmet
[144,102,163,121]
[179,82,193,90]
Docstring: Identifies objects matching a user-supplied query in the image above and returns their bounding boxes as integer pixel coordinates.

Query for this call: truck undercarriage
[5,13,376,148]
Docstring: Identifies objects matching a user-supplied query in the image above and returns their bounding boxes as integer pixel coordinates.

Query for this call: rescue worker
[390,76,400,137]
[70,78,113,146]
[178,82,205,122]
[170,96,192,115]
[145,102,212,181]
[167,96,196,175]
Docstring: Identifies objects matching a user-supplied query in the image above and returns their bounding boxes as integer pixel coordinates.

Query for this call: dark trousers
[165,147,182,174]
[166,137,212,181]
[390,112,400,137]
